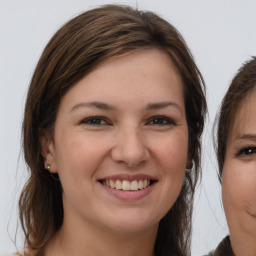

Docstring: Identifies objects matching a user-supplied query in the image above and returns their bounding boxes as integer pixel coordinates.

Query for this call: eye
[238,147,256,156]
[146,116,175,126]
[81,116,110,125]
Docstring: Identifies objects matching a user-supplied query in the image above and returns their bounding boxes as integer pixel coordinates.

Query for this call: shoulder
[205,236,234,256]
[203,251,214,256]
[214,236,234,256]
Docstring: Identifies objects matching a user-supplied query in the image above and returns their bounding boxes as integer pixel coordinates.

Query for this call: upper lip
[98,174,158,181]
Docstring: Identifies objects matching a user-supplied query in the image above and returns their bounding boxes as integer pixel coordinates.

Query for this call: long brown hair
[20,5,207,256]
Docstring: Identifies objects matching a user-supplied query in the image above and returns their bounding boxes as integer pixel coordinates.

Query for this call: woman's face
[222,90,256,244]
[44,49,189,235]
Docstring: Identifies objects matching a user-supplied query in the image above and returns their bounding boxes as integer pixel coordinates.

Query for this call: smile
[98,175,158,200]
[101,179,152,191]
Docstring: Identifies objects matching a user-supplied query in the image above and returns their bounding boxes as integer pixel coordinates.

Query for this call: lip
[98,174,157,181]
[97,174,158,201]
[100,181,156,201]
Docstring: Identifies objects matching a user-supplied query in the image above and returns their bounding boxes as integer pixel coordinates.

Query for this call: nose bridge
[111,124,149,167]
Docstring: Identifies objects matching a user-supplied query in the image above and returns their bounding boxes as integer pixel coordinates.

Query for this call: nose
[111,128,150,168]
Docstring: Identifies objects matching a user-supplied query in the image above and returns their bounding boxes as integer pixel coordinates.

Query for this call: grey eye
[147,116,175,125]
[82,117,108,125]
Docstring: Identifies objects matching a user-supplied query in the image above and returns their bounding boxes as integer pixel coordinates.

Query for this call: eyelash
[80,116,175,126]
[80,116,110,125]
[146,116,176,126]
[237,147,256,156]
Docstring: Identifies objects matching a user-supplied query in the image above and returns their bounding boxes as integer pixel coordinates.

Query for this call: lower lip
[100,182,156,201]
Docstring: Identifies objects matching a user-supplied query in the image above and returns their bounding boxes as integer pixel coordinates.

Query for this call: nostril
[110,134,150,167]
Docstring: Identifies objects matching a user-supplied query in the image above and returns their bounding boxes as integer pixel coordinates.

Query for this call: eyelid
[146,115,176,125]
[80,116,111,125]
[236,146,256,157]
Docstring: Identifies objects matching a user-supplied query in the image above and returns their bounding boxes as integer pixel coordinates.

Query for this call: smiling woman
[18,4,206,256]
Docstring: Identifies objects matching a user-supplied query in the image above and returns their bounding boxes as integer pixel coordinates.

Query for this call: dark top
[205,236,234,256]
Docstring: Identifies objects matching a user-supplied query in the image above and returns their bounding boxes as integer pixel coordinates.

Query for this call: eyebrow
[235,133,256,141]
[70,102,115,112]
[70,101,183,113]
[145,102,182,113]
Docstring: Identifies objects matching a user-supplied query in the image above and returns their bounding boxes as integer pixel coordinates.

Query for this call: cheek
[54,132,109,180]
[222,161,256,216]
[152,131,188,199]
[155,131,188,171]
[53,133,111,207]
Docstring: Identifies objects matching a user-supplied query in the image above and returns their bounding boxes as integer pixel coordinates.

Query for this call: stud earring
[46,164,51,170]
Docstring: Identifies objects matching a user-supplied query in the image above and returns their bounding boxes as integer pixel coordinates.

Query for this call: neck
[44,213,157,256]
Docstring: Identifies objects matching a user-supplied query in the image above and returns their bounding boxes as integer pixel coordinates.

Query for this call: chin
[101,211,160,235]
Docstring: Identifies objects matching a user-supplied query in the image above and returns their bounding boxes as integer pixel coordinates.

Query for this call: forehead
[58,48,185,112]
[229,89,256,139]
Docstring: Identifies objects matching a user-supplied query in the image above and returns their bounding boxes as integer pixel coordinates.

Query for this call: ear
[186,160,193,169]
[186,150,193,170]
[40,135,58,173]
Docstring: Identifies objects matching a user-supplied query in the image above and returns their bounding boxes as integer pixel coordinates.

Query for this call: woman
[17,4,206,256]
[209,57,256,255]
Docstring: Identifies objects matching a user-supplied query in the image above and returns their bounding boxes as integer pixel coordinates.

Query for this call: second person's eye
[238,147,256,156]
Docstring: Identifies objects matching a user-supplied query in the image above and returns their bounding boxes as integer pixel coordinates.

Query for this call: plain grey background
[1,0,256,255]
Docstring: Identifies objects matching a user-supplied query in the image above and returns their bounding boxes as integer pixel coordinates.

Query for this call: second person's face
[46,49,189,236]
[222,90,256,250]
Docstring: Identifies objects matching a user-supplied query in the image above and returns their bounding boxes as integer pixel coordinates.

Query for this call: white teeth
[109,180,115,189]
[138,180,144,189]
[102,179,152,191]
[122,180,130,191]
[116,180,122,190]
[130,180,138,191]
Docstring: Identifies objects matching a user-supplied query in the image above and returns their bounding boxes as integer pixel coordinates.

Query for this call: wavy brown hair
[20,5,206,256]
